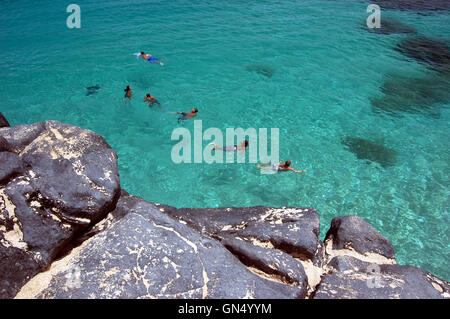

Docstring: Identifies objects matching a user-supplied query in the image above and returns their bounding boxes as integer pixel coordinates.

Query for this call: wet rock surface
[0,117,448,299]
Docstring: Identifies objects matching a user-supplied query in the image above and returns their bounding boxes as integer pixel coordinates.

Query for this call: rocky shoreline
[0,113,449,299]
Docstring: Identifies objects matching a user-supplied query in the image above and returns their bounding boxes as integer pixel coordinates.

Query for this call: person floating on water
[209,140,249,154]
[144,93,160,107]
[124,85,132,102]
[257,160,307,174]
[140,51,164,66]
[175,108,198,123]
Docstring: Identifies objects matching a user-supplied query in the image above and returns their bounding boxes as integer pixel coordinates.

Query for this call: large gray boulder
[324,215,395,260]
[314,255,450,299]
[0,121,120,299]
[17,194,305,299]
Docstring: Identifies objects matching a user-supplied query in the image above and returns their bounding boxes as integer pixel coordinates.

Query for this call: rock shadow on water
[369,0,450,11]
[86,85,100,96]
[365,17,417,35]
[245,64,275,78]
[371,73,450,118]
[341,137,397,168]
[395,37,450,72]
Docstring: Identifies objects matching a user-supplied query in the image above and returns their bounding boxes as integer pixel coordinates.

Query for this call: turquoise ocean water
[0,0,449,280]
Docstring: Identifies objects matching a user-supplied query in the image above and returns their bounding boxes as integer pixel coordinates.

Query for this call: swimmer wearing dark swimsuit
[144,93,160,107]
[176,108,198,123]
[124,85,132,102]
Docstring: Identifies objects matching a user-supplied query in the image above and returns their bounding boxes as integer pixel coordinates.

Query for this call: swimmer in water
[257,160,307,174]
[124,85,132,102]
[175,108,198,123]
[209,140,249,155]
[144,93,160,107]
[140,51,164,65]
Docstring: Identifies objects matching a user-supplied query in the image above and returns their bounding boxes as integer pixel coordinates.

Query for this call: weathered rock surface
[0,137,11,152]
[0,152,24,185]
[324,215,395,260]
[17,194,305,299]
[0,113,9,128]
[314,255,450,299]
[0,122,46,154]
[162,206,323,263]
[0,120,120,299]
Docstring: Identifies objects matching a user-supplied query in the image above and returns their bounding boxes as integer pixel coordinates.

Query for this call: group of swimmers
[123,51,306,174]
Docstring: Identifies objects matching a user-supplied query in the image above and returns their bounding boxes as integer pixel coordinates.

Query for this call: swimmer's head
[141,52,145,55]
[146,93,151,97]
[125,86,131,91]
[285,160,291,167]
[192,108,198,113]
[244,140,249,147]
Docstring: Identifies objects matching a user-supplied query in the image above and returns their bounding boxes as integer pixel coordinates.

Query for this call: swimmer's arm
[290,168,307,173]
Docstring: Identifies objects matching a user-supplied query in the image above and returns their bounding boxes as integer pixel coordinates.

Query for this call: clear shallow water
[0,0,449,280]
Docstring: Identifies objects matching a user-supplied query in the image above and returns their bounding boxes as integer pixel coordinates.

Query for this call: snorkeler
[175,108,198,123]
[140,52,164,66]
[257,160,307,174]
[144,93,160,107]
[209,140,249,154]
[124,85,132,102]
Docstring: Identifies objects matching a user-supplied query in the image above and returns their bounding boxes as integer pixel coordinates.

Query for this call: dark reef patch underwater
[365,17,417,35]
[245,64,276,78]
[86,85,101,96]
[371,73,450,117]
[341,137,397,168]
[369,0,450,11]
[395,37,450,72]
